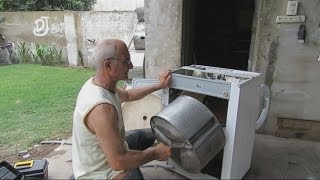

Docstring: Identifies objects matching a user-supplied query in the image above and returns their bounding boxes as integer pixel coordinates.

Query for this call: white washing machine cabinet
[132,65,268,179]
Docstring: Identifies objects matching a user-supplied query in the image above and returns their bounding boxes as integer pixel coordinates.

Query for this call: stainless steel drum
[150,95,225,173]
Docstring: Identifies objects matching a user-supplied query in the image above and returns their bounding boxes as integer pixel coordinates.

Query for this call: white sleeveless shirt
[72,77,126,179]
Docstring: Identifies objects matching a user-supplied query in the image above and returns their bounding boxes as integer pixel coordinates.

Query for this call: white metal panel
[220,81,240,179]
[221,75,263,179]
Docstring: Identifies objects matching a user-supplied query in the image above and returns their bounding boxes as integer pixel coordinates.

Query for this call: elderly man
[72,39,171,179]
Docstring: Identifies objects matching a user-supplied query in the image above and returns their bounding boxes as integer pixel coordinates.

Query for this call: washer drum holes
[150,95,225,173]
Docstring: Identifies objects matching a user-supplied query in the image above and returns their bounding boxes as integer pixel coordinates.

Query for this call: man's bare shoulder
[86,103,118,132]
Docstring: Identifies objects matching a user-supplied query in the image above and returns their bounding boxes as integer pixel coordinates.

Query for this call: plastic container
[15,160,48,179]
[0,161,24,180]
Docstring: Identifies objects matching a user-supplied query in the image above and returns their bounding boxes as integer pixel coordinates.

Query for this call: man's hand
[157,70,172,89]
[117,70,172,102]
[154,143,171,161]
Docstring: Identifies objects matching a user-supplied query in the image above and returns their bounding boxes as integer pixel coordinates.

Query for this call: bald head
[93,39,128,69]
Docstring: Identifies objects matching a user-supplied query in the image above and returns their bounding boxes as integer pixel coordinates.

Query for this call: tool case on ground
[0,161,24,180]
[14,160,48,179]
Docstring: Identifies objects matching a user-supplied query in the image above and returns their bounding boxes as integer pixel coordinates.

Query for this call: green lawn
[0,64,95,156]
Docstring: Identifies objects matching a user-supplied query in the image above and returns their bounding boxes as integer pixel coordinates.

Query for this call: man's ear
[104,60,111,69]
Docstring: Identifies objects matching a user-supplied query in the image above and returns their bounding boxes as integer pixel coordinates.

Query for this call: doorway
[182,0,255,71]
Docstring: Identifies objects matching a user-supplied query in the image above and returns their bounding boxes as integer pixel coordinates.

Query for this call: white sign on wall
[33,16,65,37]
[33,16,49,36]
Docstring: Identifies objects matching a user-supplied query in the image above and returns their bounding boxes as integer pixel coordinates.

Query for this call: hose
[256,84,270,130]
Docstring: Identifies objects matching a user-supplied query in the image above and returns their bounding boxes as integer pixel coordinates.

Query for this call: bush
[15,42,65,66]
[34,44,64,66]
[16,42,33,63]
[44,45,64,66]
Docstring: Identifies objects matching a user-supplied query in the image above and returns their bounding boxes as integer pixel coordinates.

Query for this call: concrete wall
[75,11,137,66]
[0,11,137,66]
[252,0,320,139]
[93,0,144,11]
[0,11,67,61]
[144,0,183,79]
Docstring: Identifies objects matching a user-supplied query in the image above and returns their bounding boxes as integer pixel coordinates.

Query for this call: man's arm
[86,103,171,171]
[117,70,171,102]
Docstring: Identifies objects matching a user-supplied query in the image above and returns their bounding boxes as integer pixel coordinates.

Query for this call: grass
[0,64,95,156]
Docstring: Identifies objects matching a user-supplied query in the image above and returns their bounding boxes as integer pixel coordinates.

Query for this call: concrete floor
[46,134,320,179]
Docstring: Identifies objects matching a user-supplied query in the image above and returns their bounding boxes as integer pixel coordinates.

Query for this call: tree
[0,0,97,11]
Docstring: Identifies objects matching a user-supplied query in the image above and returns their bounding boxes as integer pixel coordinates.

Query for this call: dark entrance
[182,0,255,71]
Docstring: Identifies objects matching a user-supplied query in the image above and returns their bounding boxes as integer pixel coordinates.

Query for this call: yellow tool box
[14,160,48,179]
